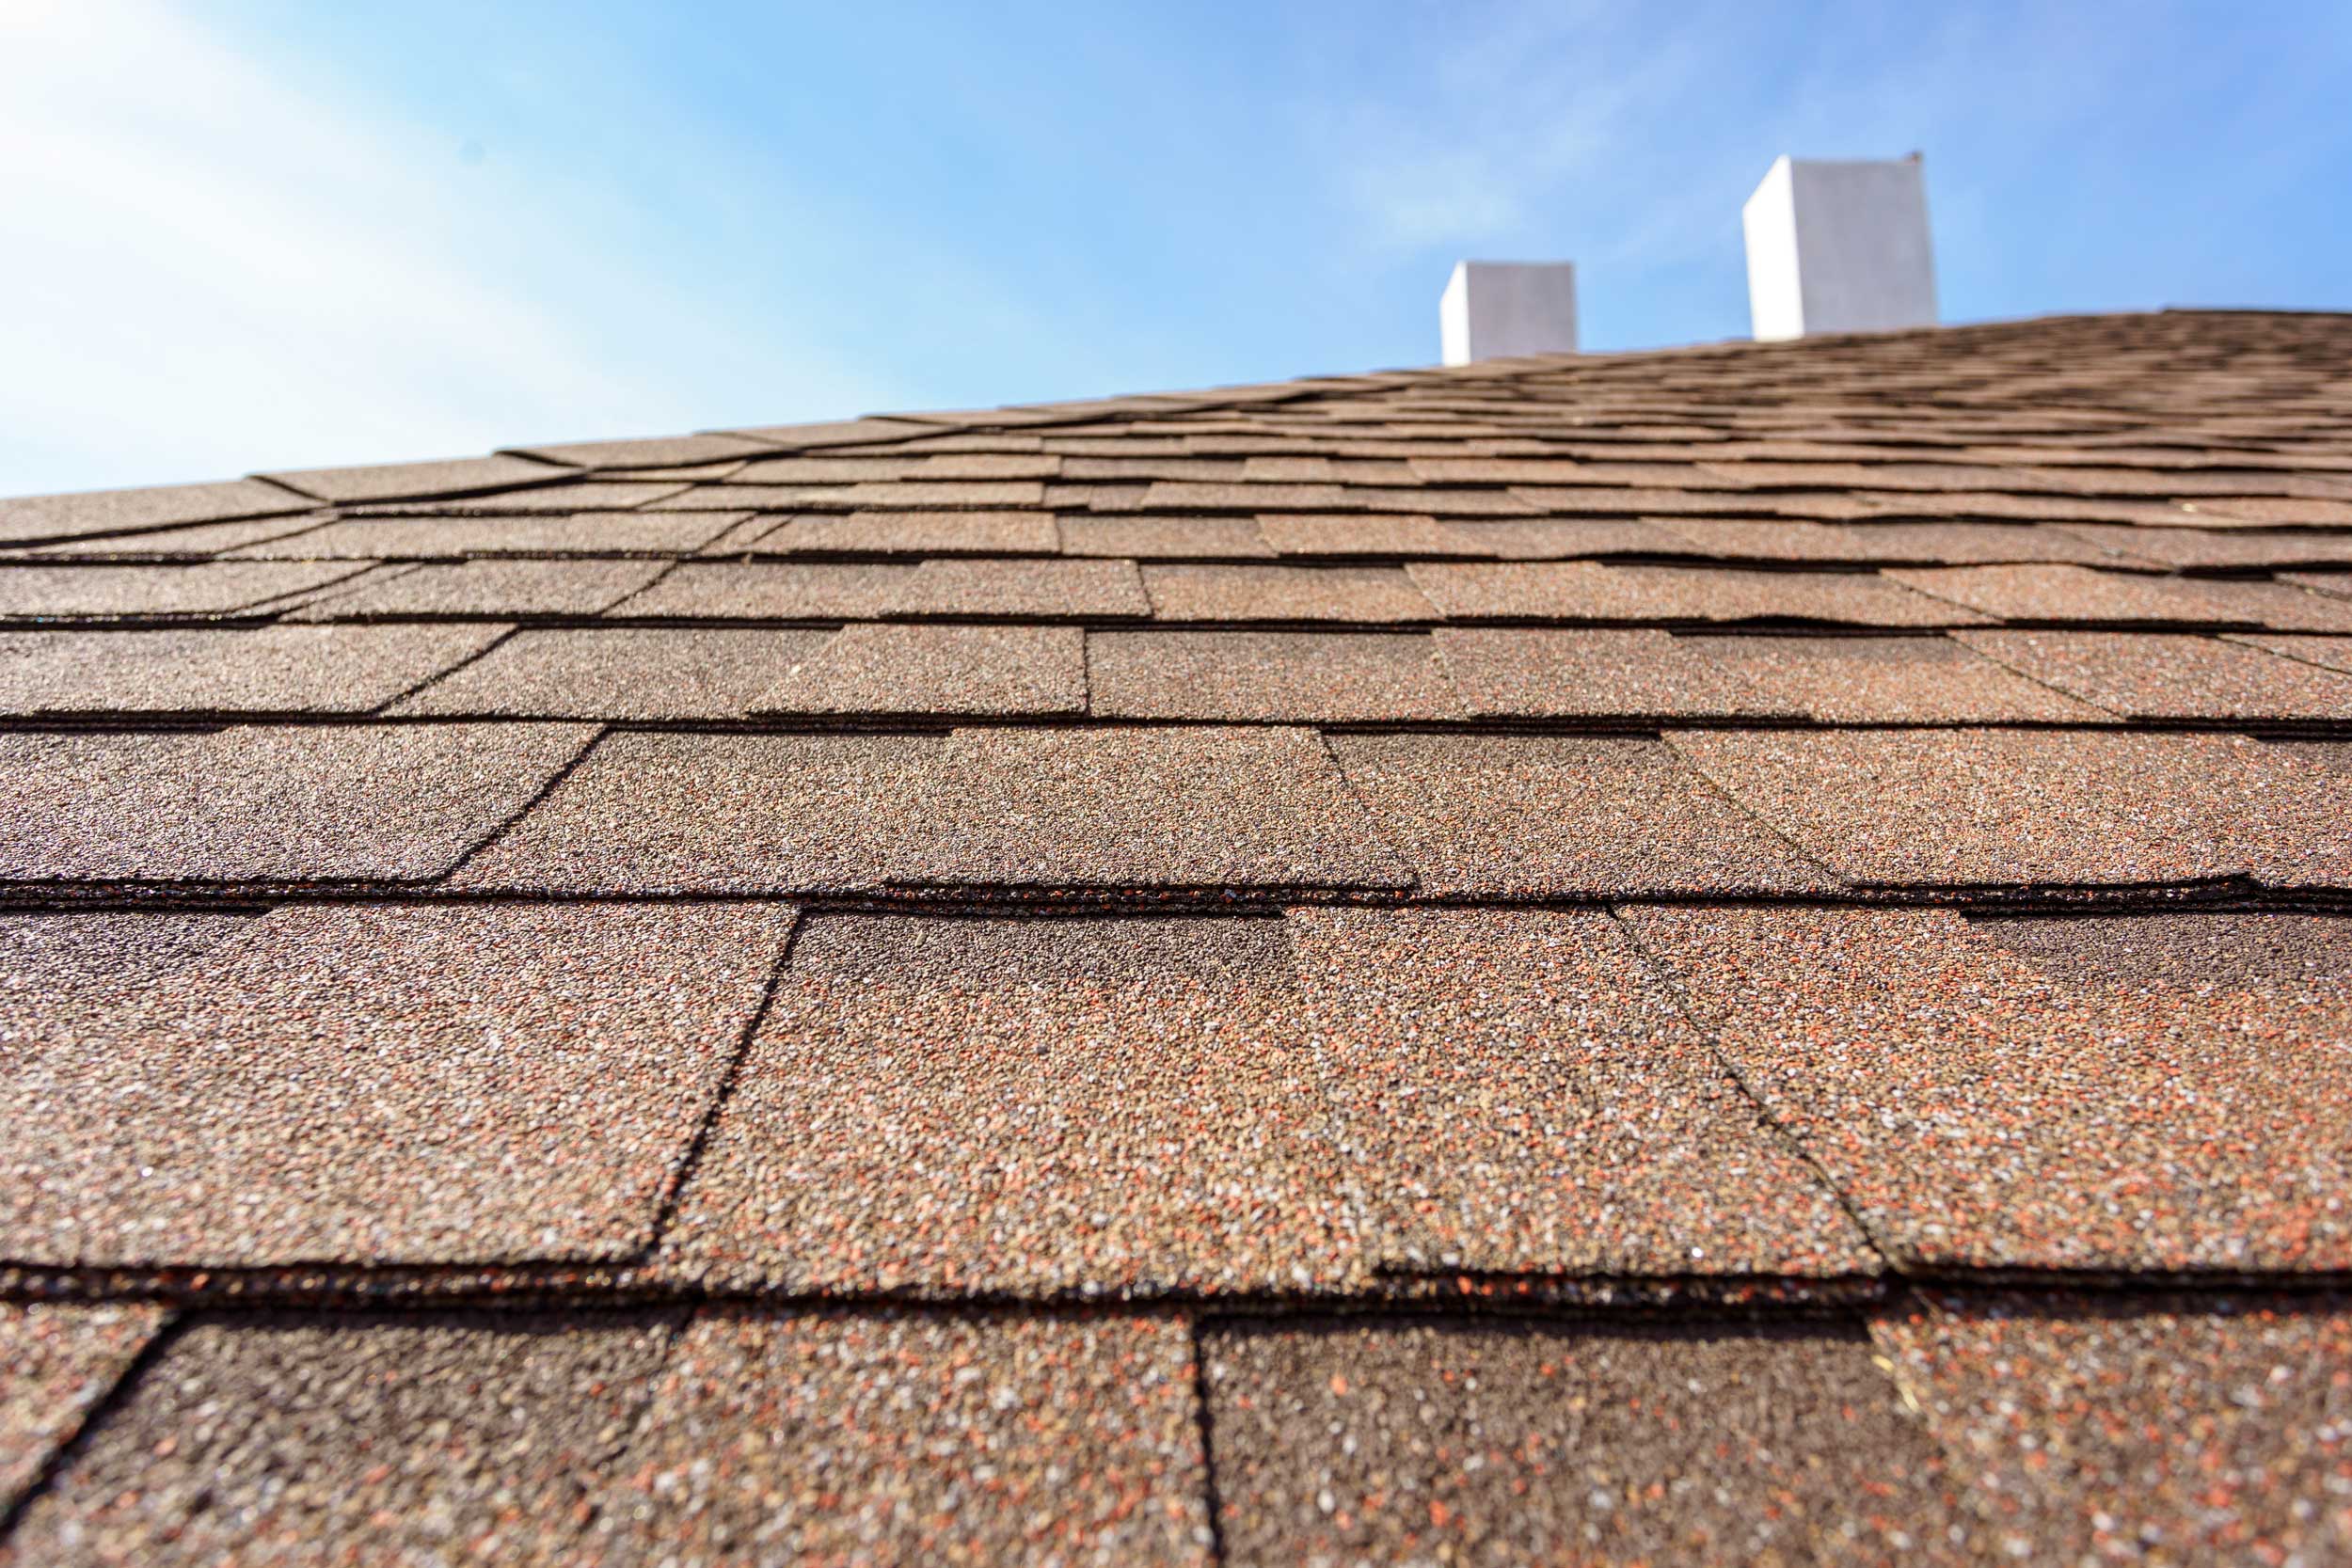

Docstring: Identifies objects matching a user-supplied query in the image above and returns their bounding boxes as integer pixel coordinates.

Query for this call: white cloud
[0,0,900,494]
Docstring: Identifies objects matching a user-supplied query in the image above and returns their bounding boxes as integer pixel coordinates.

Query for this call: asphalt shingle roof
[3,309,2349,1561]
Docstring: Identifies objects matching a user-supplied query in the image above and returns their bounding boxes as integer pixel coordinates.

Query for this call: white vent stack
[1741,154,1937,341]
[1439,261,1578,366]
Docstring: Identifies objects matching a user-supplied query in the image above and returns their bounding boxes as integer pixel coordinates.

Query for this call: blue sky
[6,0,2349,494]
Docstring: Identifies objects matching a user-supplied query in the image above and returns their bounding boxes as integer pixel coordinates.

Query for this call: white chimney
[1741,154,1936,341]
[1439,261,1578,365]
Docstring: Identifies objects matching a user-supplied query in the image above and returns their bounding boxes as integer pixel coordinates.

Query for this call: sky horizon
[7,0,2349,496]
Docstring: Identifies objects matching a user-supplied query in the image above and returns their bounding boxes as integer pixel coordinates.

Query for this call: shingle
[0,913,255,1038]
[1254,513,1472,555]
[753,623,1087,716]
[0,1304,170,1514]
[1852,488,2200,525]
[344,480,691,515]
[1626,909,2352,1270]
[1330,734,1834,895]
[2283,568,2352,599]
[1957,628,2352,720]
[1203,1320,1958,1568]
[226,511,741,558]
[1874,1291,2352,1565]
[286,559,667,618]
[639,483,839,510]
[449,732,937,893]
[1057,515,1275,558]
[586,1310,1212,1566]
[2051,522,2352,569]
[5,1311,679,1564]
[1406,562,1972,625]
[820,479,1050,508]
[1141,564,1437,623]
[614,561,914,618]
[1292,906,1874,1276]
[1140,480,1349,511]
[0,723,592,883]
[1885,562,2352,629]
[0,478,306,545]
[0,903,792,1266]
[0,562,364,620]
[657,913,1353,1293]
[1670,728,2352,887]
[900,725,1412,890]
[0,624,503,717]
[259,452,573,503]
[20,515,329,559]
[2182,495,2352,525]
[722,415,928,448]
[725,454,921,483]
[1681,633,2107,722]
[1443,518,1694,558]
[915,451,1064,479]
[755,509,1060,554]
[504,433,772,468]
[1088,630,1465,721]
[888,557,1150,616]
[1430,627,1794,719]
[2015,466,2352,499]
[1654,517,2119,564]
[389,626,831,720]
[1511,484,1879,519]
[2231,631,2352,674]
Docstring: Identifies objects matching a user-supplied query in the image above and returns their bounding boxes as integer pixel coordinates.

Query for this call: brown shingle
[753,623,1087,716]
[450,732,936,893]
[722,415,928,448]
[0,913,255,1033]
[1875,1291,2352,1565]
[1885,562,2352,629]
[389,626,831,719]
[2230,631,2352,674]
[505,433,772,468]
[0,625,504,716]
[1407,562,1970,625]
[657,913,1350,1293]
[1204,1320,1956,1568]
[1654,517,2119,564]
[1957,629,2352,720]
[587,1310,1212,1565]
[1669,729,2350,887]
[259,452,573,503]
[2051,522,2352,569]
[0,479,307,546]
[1628,910,2352,1270]
[0,562,365,620]
[755,509,1059,554]
[5,1311,680,1564]
[287,559,666,618]
[902,725,1411,890]
[0,1304,168,1515]
[344,479,691,515]
[22,515,329,559]
[1142,564,1437,623]
[2182,495,2352,525]
[1057,515,1274,558]
[889,557,1150,617]
[0,723,592,883]
[614,560,913,618]
[1331,734,1834,895]
[1292,907,1873,1276]
[821,479,1050,508]
[1681,633,2106,722]
[1430,627,1793,719]
[1088,630,1464,721]
[227,511,741,558]
[0,903,792,1266]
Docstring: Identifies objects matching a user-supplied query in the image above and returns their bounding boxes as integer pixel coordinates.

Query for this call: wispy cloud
[0,0,899,493]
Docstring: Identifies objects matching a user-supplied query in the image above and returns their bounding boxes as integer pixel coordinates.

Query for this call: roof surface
[1,309,2349,1563]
